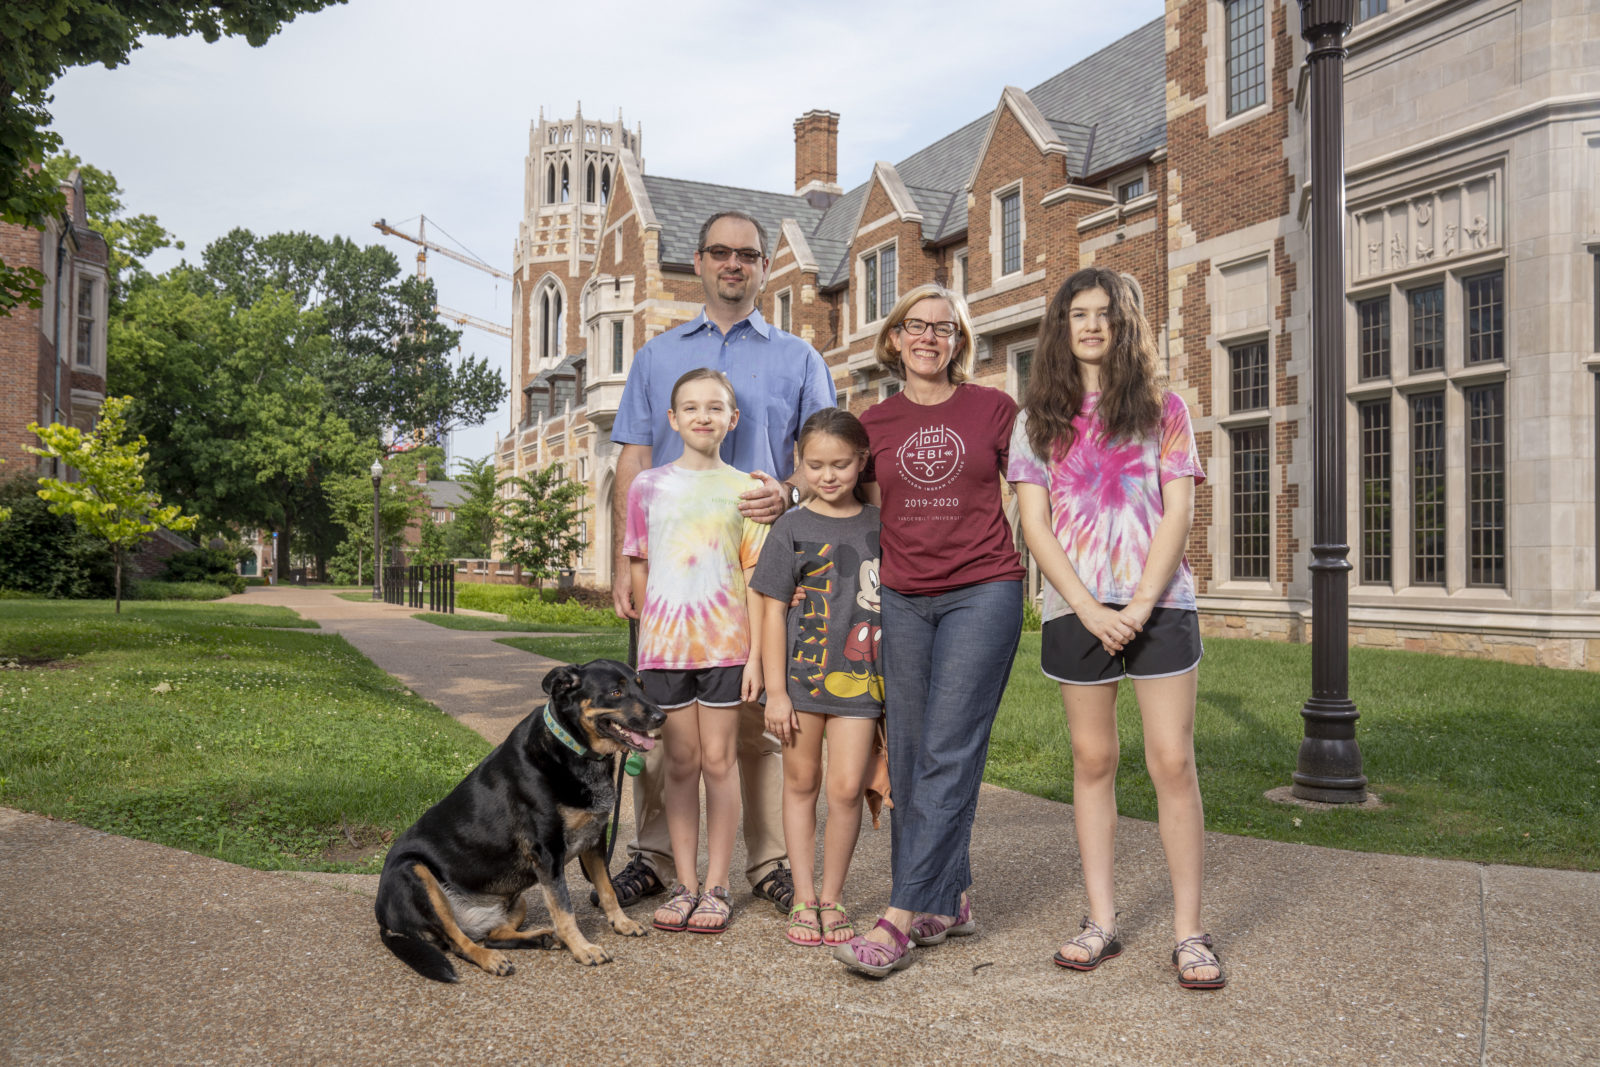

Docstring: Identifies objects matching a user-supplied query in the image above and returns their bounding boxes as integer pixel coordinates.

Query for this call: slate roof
[640,175,824,267]
[641,17,1166,292]
[424,480,467,509]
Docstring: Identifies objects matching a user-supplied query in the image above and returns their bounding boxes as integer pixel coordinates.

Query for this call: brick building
[499,0,1600,668]
[0,170,109,479]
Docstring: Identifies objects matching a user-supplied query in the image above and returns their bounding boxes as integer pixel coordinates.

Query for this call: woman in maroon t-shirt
[832,283,1025,978]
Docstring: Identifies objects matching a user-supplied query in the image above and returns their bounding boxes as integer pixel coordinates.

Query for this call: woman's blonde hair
[872,283,977,385]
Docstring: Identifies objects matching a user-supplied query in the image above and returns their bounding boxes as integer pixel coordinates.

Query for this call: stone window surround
[1344,257,1512,599]
[1006,339,1035,400]
[72,265,107,377]
[991,182,1025,283]
[1206,0,1277,137]
[775,286,793,334]
[857,238,898,333]
[1213,324,1274,594]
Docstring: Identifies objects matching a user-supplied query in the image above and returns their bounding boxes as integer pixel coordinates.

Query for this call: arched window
[560,164,570,203]
[545,164,556,204]
[600,165,611,205]
[585,162,596,203]
[539,291,552,363]
[551,290,563,361]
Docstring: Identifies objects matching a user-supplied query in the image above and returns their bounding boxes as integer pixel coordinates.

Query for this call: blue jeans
[881,579,1023,917]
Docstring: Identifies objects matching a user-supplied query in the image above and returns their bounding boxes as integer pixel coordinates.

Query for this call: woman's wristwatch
[787,484,803,510]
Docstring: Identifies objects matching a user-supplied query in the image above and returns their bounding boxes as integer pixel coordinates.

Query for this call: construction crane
[436,304,511,339]
[373,216,511,281]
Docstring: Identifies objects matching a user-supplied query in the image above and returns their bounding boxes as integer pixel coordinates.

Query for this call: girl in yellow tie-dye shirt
[623,368,767,936]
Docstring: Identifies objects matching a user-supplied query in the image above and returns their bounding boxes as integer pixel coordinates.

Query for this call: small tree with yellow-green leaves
[27,396,195,613]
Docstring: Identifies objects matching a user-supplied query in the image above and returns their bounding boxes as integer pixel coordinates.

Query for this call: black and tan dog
[375,659,665,982]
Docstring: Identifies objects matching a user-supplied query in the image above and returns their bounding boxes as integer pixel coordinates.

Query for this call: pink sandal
[832,918,913,978]
[909,895,975,946]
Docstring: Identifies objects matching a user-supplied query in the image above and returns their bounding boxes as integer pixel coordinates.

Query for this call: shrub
[504,595,624,630]
[0,475,116,598]
[129,580,232,601]
[454,583,539,614]
[159,547,247,593]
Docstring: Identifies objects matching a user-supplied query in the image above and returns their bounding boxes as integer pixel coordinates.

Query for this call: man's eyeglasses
[897,318,959,338]
[699,245,764,265]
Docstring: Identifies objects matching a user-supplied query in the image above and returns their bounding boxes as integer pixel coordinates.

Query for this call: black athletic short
[640,665,744,710]
[1040,606,1202,685]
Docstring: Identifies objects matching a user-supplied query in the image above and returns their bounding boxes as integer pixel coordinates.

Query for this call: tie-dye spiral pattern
[1007,391,1205,623]
[623,464,769,670]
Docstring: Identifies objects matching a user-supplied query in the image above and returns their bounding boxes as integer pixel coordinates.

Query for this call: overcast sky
[48,0,1160,470]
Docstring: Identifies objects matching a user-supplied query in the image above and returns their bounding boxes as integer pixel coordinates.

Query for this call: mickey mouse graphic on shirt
[825,550,883,702]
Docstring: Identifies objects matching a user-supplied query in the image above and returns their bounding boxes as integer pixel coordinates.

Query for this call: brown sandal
[687,886,731,934]
[1173,933,1226,989]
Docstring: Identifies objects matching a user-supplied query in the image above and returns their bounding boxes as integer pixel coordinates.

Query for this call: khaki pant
[626,701,787,887]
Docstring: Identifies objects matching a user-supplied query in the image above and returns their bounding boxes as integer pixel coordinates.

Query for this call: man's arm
[612,443,651,618]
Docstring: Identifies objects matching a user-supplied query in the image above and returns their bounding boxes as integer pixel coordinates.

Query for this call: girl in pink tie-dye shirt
[1007,268,1224,991]
[624,368,767,936]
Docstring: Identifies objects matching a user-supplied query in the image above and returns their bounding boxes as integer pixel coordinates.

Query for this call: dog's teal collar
[542,703,608,762]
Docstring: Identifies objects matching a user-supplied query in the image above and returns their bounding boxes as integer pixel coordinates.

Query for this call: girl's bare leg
[1131,668,1217,982]
[817,716,876,919]
[1058,680,1121,962]
[660,704,704,893]
[695,702,743,924]
[782,711,826,912]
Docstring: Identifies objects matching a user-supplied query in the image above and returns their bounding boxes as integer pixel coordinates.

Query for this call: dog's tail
[380,928,459,983]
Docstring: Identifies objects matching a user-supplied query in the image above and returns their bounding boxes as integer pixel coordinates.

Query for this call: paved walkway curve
[2,587,1596,1064]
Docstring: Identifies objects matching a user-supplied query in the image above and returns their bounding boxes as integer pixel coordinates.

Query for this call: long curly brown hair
[1023,267,1164,461]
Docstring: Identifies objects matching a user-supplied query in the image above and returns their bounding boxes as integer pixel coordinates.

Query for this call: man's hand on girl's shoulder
[738,470,787,524]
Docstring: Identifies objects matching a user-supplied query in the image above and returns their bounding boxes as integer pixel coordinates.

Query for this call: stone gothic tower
[510,106,641,429]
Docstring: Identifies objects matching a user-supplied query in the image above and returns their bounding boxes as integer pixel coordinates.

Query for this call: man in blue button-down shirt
[603,210,836,914]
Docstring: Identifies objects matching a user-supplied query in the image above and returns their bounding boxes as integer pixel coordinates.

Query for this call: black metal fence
[382,563,455,613]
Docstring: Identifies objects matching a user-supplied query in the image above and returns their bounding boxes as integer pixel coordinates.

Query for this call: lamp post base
[1292,696,1368,804]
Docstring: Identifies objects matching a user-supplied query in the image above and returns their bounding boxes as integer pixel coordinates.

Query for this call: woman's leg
[1131,668,1216,981]
[1057,680,1121,962]
[696,702,743,915]
[782,711,827,913]
[817,715,877,915]
[865,582,1022,947]
[660,704,703,893]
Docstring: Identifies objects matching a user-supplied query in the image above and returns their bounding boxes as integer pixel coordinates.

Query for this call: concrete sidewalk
[2,587,1595,1065]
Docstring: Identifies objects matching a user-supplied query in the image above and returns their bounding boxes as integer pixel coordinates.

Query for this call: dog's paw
[568,941,613,966]
[612,916,648,938]
[479,949,516,977]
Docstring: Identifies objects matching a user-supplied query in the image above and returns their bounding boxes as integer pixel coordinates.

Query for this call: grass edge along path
[987,633,1600,872]
[496,633,631,665]
[413,612,619,634]
[0,599,490,874]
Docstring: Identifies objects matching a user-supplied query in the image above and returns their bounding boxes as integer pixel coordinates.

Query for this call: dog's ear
[541,665,582,698]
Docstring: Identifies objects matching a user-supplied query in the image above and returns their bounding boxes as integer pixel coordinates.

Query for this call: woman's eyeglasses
[698,245,764,265]
[897,318,958,338]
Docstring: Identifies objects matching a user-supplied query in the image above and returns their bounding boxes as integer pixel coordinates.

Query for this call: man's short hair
[697,211,769,258]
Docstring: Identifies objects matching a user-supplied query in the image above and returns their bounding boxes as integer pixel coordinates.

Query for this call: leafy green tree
[413,515,449,567]
[1,0,341,311]
[323,464,427,584]
[43,152,182,303]
[496,465,585,591]
[446,455,499,559]
[109,273,360,578]
[194,229,502,445]
[26,395,196,612]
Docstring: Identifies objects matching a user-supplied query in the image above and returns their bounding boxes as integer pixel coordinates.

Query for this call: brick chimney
[416,461,429,484]
[794,110,843,209]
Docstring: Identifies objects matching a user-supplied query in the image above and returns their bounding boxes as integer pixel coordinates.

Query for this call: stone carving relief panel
[1349,170,1500,285]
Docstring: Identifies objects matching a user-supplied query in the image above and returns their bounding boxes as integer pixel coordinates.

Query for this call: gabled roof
[624,17,1165,291]
[424,480,468,509]
[805,16,1166,286]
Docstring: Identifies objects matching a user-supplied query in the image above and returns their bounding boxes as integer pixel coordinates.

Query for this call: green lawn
[414,612,618,634]
[496,633,631,664]
[0,599,489,872]
[987,634,1600,871]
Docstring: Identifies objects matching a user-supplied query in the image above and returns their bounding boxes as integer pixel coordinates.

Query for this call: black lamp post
[1293,0,1367,804]
[371,458,384,601]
